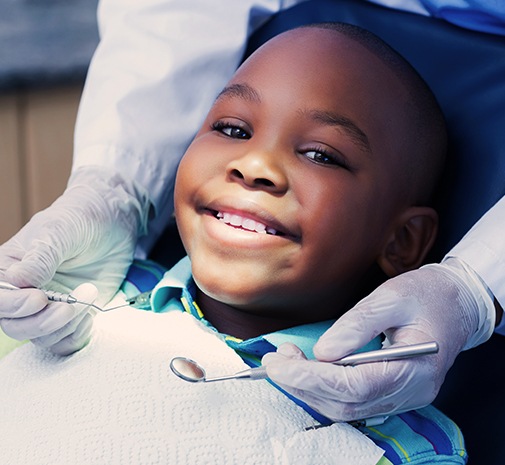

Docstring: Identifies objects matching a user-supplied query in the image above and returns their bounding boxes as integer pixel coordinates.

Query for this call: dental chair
[243,1,505,463]
[150,1,505,462]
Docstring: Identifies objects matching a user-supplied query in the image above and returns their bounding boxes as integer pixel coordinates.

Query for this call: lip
[200,198,301,241]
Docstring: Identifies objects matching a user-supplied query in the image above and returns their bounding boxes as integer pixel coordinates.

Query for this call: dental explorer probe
[0,281,139,312]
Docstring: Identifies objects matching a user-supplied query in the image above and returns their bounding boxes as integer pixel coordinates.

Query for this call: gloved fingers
[29,304,93,348]
[263,354,437,420]
[0,301,82,340]
[382,327,439,351]
[71,282,99,309]
[277,386,395,421]
[0,238,26,276]
[48,312,94,356]
[0,288,48,318]
[313,286,416,361]
[4,239,64,290]
[264,353,418,403]
[264,355,374,401]
[32,311,94,356]
[55,257,130,306]
[262,354,388,420]
[276,342,308,359]
[0,282,98,341]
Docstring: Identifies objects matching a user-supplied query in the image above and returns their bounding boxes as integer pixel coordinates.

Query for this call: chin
[197,277,262,306]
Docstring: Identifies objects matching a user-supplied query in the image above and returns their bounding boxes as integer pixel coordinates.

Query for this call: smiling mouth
[213,211,284,236]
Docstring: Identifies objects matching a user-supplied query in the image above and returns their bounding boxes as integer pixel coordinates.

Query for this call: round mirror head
[170,357,206,382]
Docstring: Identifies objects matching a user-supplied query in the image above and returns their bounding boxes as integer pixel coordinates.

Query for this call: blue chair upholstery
[245,2,505,463]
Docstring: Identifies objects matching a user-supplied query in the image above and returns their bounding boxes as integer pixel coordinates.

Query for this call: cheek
[174,148,205,251]
[175,140,219,209]
[298,178,368,239]
[174,147,198,200]
[296,181,384,275]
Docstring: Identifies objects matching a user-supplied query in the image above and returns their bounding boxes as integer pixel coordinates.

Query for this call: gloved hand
[0,282,98,356]
[262,257,496,421]
[0,165,150,355]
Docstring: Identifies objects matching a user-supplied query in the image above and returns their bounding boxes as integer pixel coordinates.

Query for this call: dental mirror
[170,357,267,383]
[170,341,438,383]
[170,357,206,382]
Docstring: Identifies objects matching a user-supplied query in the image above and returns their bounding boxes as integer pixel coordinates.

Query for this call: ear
[377,207,438,277]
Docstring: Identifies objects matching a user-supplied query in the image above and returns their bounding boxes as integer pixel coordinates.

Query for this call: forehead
[232,27,403,100]
[225,28,410,157]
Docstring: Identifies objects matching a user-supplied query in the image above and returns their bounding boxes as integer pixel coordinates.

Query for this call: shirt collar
[151,256,381,359]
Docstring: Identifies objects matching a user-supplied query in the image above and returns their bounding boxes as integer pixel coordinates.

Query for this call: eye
[302,146,350,169]
[212,121,251,140]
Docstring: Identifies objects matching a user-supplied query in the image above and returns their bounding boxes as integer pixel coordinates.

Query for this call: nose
[226,150,288,194]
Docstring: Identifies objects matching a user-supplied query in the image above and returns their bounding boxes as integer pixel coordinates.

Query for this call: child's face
[175,28,414,324]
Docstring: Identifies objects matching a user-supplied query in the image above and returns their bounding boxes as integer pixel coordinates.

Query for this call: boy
[0,23,464,464]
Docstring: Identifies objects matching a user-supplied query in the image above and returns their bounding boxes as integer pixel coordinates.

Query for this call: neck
[192,264,388,340]
[195,288,312,339]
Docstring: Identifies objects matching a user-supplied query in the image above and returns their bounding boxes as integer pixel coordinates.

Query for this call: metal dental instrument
[170,356,269,383]
[0,281,152,313]
[169,341,439,383]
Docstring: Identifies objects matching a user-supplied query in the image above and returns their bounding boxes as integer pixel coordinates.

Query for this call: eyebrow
[216,83,261,103]
[304,109,371,154]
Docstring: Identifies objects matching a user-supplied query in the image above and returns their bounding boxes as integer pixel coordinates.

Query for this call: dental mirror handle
[332,341,439,366]
[204,366,269,382]
[240,341,439,381]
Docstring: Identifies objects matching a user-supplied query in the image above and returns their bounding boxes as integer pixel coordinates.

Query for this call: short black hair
[301,22,447,206]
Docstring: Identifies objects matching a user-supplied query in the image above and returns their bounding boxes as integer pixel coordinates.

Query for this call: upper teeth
[217,211,278,235]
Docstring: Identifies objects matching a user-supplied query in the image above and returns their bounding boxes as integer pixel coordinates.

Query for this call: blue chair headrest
[245,0,505,261]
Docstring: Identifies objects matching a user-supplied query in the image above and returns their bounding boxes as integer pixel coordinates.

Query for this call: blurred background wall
[0,0,99,244]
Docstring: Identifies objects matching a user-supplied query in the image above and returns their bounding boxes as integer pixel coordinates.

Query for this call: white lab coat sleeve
[445,195,505,335]
[72,0,305,254]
